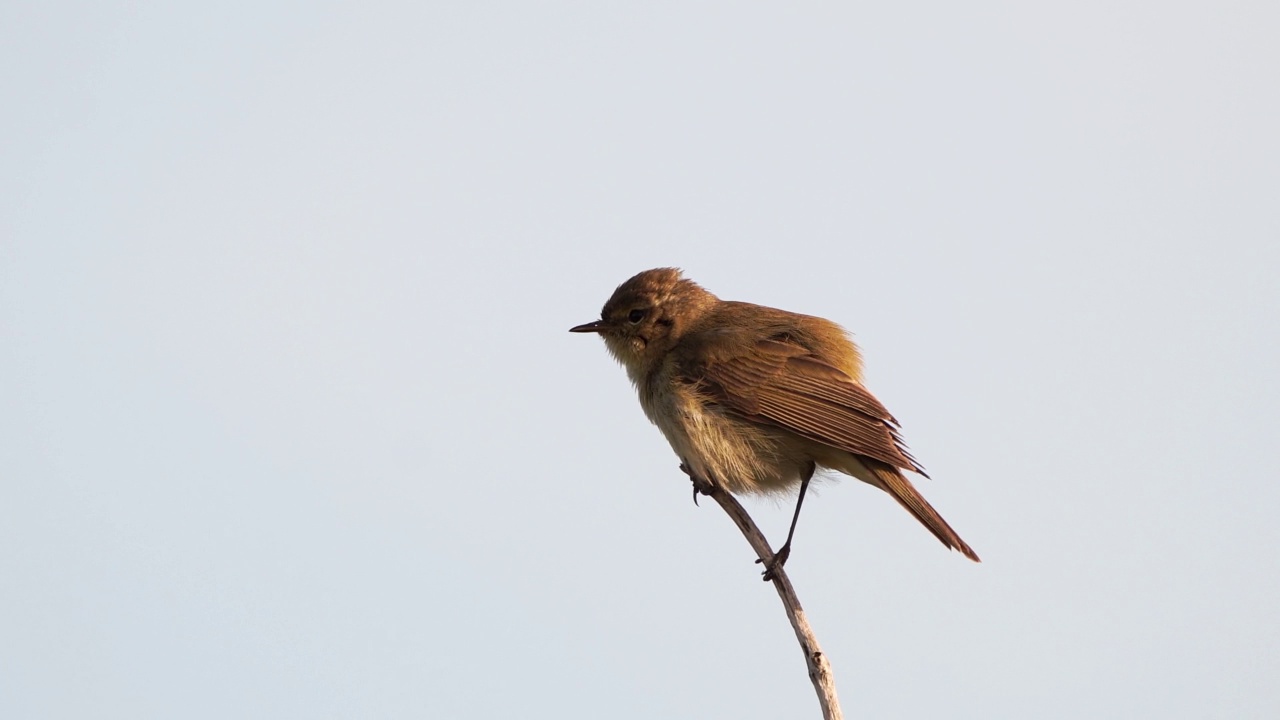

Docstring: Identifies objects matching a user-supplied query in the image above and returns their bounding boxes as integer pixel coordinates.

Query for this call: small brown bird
[571,268,979,574]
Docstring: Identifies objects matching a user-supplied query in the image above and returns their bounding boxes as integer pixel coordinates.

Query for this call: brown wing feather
[693,339,926,476]
[685,336,979,562]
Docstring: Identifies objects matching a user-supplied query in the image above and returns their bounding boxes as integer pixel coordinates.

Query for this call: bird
[570,267,979,576]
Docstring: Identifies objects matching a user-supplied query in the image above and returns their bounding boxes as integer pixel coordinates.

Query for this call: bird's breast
[638,366,803,496]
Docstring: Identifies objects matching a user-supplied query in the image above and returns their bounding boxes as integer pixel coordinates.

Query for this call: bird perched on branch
[571,268,979,578]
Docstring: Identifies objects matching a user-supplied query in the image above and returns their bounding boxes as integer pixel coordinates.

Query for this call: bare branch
[699,482,844,720]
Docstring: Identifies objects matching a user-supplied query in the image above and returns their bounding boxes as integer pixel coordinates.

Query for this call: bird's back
[686,301,864,383]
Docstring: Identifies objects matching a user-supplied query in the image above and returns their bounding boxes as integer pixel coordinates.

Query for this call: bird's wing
[688,338,927,476]
[687,336,981,561]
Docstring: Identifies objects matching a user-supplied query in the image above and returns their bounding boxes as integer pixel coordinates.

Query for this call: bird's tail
[861,459,981,562]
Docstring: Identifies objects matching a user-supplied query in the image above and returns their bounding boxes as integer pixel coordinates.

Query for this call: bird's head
[570,267,716,379]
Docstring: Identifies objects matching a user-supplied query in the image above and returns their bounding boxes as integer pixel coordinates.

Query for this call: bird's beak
[569,320,607,333]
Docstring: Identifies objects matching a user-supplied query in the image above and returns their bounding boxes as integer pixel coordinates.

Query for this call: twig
[696,478,844,720]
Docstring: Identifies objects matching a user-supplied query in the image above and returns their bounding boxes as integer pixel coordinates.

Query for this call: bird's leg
[679,462,716,505]
[758,461,816,581]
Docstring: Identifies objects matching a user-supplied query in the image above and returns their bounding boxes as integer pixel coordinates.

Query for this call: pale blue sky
[3,3,1278,718]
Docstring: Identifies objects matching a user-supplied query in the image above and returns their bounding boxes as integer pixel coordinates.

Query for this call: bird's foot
[679,463,716,505]
[756,544,791,582]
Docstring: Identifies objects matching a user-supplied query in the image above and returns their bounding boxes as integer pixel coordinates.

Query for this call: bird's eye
[628,309,647,324]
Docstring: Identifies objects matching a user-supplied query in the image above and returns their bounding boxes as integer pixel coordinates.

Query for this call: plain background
[3,2,1277,718]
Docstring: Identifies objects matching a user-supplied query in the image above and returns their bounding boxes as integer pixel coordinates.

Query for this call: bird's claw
[679,463,715,505]
[756,545,791,582]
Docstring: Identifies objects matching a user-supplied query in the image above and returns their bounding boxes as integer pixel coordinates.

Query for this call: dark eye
[628,309,647,324]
